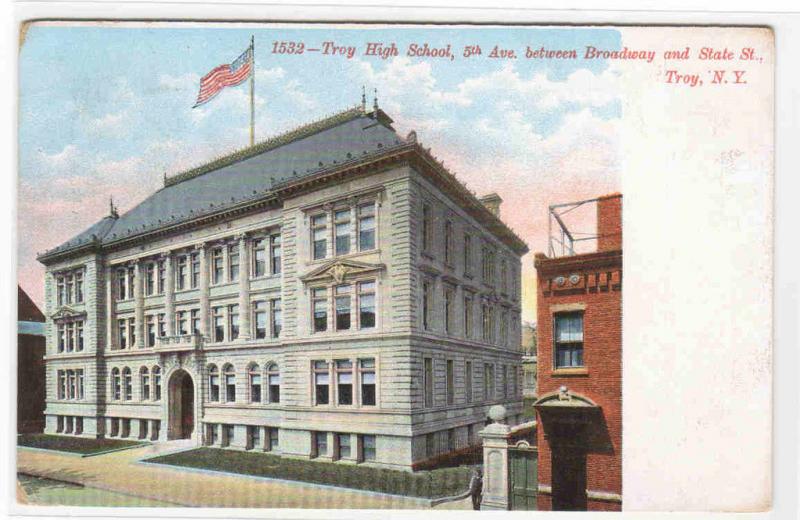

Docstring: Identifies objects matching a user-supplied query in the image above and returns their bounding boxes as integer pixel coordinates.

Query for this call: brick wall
[597,193,622,252]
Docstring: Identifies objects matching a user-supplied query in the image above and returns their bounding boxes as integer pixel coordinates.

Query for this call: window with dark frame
[314,431,328,457]
[208,365,220,402]
[313,360,330,405]
[465,361,473,403]
[253,238,267,277]
[228,244,240,282]
[361,434,376,462]
[254,300,267,339]
[224,364,236,402]
[335,285,351,330]
[423,357,433,408]
[267,363,280,403]
[270,234,282,275]
[312,288,327,332]
[334,208,351,256]
[336,360,353,405]
[249,364,261,403]
[554,311,584,368]
[337,434,351,459]
[358,280,376,329]
[270,298,282,338]
[446,359,455,405]
[359,358,376,406]
[358,203,376,251]
[312,214,327,260]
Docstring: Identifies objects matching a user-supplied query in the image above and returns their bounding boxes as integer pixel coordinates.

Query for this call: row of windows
[421,281,514,345]
[312,432,376,462]
[422,358,518,408]
[311,281,375,333]
[311,202,376,260]
[108,417,160,440]
[55,415,83,435]
[56,271,84,306]
[56,369,84,400]
[114,233,282,301]
[312,358,376,407]
[206,424,279,451]
[56,321,84,353]
[109,366,162,402]
[207,363,281,404]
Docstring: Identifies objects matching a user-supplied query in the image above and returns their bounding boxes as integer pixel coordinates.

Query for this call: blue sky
[18,23,622,320]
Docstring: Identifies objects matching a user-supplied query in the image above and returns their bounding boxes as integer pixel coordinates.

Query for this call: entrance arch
[167,369,195,440]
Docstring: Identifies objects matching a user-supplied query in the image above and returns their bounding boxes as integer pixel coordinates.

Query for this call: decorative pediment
[534,387,599,409]
[50,306,87,322]
[301,259,385,285]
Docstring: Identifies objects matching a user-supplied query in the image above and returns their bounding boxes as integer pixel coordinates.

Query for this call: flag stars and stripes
[193,46,253,108]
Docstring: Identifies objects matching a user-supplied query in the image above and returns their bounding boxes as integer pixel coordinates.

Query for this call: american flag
[193,45,253,108]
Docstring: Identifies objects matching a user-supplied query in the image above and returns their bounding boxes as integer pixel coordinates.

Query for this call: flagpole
[250,35,255,147]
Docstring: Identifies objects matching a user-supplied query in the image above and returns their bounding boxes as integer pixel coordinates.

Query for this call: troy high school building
[37,105,528,470]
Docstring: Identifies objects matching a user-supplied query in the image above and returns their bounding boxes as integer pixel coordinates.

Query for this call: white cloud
[159,72,200,92]
[86,111,129,137]
[256,66,286,82]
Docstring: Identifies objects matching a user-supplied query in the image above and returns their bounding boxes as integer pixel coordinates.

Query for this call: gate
[509,443,538,510]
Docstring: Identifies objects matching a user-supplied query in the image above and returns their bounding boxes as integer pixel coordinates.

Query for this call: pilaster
[105,264,115,351]
[163,252,175,336]
[134,260,145,347]
[197,244,210,338]
[237,234,251,340]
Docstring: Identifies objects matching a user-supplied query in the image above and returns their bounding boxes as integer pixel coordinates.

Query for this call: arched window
[152,366,162,401]
[223,364,236,403]
[122,367,133,401]
[111,367,121,400]
[267,363,280,404]
[140,367,150,400]
[208,365,220,402]
[249,363,261,403]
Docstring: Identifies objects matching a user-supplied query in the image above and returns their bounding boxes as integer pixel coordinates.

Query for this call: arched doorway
[167,369,195,440]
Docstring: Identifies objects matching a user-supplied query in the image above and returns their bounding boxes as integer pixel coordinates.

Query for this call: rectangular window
[423,357,433,408]
[444,286,454,335]
[361,435,376,462]
[268,427,279,451]
[75,272,83,303]
[65,275,73,304]
[228,244,239,282]
[118,319,127,349]
[465,361,473,403]
[358,203,376,251]
[336,360,353,405]
[422,280,432,331]
[250,370,261,403]
[76,321,84,351]
[66,322,74,352]
[482,304,493,342]
[157,313,166,337]
[212,248,224,285]
[500,310,508,346]
[190,253,200,288]
[253,239,267,277]
[253,301,267,339]
[209,371,220,402]
[312,214,327,260]
[337,434,351,460]
[225,371,236,403]
[57,277,65,306]
[422,203,432,252]
[444,221,453,265]
[314,431,328,457]
[271,299,282,338]
[334,208,351,256]
[129,318,136,347]
[268,367,280,403]
[176,256,187,290]
[446,359,454,405]
[124,370,133,401]
[314,360,330,405]
[57,324,65,352]
[176,310,188,336]
[191,309,200,335]
[335,285,351,331]
[75,417,84,435]
[116,269,127,300]
[501,365,508,398]
[359,358,376,406]
[312,288,327,332]
[145,263,155,295]
[213,307,225,342]
[222,424,234,447]
[270,234,282,275]
[425,433,435,458]
[57,371,65,399]
[500,259,508,293]
[247,425,260,450]
[158,260,166,294]
[228,304,239,341]
[67,370,76,399]
[358,281,376,329]
[141,370,150,400]
[448,428,456,451]
[208,424,219,445]
[554,312,584,368]
[484,363,495,400]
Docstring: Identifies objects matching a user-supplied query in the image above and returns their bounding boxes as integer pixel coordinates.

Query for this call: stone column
[237,234,251,340]
[134,260,145,348]
[197,244,210,339]
[163,252,175,337]
[479,405,512,511]
[105,264,116,351]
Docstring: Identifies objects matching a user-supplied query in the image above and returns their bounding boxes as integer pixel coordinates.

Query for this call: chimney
[597,193,622,252]
[479,193,503,217]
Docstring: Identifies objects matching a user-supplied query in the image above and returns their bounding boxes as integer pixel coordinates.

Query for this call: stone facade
[37,107,528,470]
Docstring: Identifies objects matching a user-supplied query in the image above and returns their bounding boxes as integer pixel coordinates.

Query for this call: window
[76,321,84,351]
[444,221,453,265]
[270,234,282,275]
[118,319,128,349]
[554,312,584,368]
[157,313,166,337]
[78,370,85,399]
[57,276,65,306]
[76,417,84,435]
[422,203,432,252]
[207,424,219,445]
[224,364,236,402]
[123,367,132,401]
[359,358,376,406]
[335,285,351,330]
[145,263,155,295]
[67,370,76,399]
[444,286,454,335]
[334,209,351,256]
[176,256,188,290]
[312,214,327,260]
[337,434,351,459]
[312,288,327,332]
[57,324,65,352]
[267,363,280,403]
[190,253,200,288]
[247,425,260,450]
[153,366,162,400]
[482,303,493,342]
[141,367,150,400]
[213,307,225,342]
[253,301,267,339]
[253,239,267,277]
[228,244,239,282]
[176,310,188,336]
[158,260,166,294]
[191,309,200,335]
[500,310,509,346]
[482,247,495,284]
[361,435,376,462]
[57,371,66,399]
[314,432,328,457]
[116,268,127,300]
[66,322,74,352]
[75,272,83,303]
[65,275,73,304]
[465,361,473,403]
[208,365,220,402]
[501,365,508,399]
[111,367,121,399]
[448,429,456,451]
[228,304,239,341]
[425,433,435,458]
[139,419,147,440]
[446,359,454,405]
[212,248,224,284]
[268,427,279,450]
[500,259,508,293]
[128,318,136,348]
[313,360,330,405]
[147,315,156,346]
[484,363,495,400]
[358,203,376,251]
[222,424,234,447]
[271,299,282,338]
[358,281,376,329]
[249,364,261,403]
[423,357,433,408]
[336,360,353,405]
[422,280,432,331]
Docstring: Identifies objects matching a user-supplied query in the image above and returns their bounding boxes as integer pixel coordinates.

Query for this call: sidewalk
[17,442,471,510]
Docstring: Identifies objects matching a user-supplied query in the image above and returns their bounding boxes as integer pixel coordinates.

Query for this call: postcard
[13,19,773,514]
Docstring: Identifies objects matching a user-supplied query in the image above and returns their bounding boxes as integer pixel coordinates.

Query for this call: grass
[18,434,146,455]
[145,447,473,499]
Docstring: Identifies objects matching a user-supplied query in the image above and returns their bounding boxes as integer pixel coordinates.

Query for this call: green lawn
[18,434,146,455]
[145,448,472,499]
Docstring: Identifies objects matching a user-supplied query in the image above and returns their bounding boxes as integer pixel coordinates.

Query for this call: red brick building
[533,193,622,511]
[18,286,46,433]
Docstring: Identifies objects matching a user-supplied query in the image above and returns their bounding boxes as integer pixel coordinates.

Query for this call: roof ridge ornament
[109,196,119,219]
[361,85,366,111]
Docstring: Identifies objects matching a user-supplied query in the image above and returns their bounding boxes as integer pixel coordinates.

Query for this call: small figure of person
[469,467,483,510]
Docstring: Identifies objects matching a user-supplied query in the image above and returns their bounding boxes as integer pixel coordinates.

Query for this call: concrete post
[479,405,512,511]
